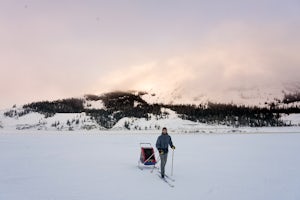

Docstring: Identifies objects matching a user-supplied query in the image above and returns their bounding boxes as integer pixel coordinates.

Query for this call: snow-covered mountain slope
[1,90,300,132]
[1,105,300,133]
[0,108,102,131]
[281,114,300,126]
[112,108,232,133]
[84,99,105,110]
[0,106,225,132]
[139,81,300,106]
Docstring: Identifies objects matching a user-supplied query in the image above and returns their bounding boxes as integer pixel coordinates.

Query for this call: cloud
[1,1,299,109]
[93,60,194,94]
[95,21,300,104]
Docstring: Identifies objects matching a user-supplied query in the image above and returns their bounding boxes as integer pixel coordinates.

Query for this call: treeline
[165,102,283,127]
[85,92,162,128]
[87,103,162,129]
[22,98,85,117]
[17,92,163,129]
[4,91,300,128]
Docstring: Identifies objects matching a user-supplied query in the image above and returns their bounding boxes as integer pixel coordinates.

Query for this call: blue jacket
[156,134,174,153]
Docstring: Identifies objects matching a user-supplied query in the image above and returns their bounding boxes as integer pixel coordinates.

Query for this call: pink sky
[1,0,300,108]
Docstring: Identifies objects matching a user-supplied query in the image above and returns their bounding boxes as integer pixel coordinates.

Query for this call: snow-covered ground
[281,114,300,126]
[2,107,300,133]
[0,130,299,200]
[0,110,102,131]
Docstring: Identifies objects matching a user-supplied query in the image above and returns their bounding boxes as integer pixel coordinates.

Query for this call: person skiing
[156,127,175,178]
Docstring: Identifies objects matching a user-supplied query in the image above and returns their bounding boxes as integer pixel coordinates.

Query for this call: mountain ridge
[1,90,300,131]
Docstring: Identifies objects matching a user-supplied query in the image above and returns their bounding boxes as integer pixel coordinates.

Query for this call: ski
[157,174,175,188]
[157,171,175,182]
[164,174,175,182]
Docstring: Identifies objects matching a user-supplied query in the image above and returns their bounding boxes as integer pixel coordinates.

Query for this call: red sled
[138,143,157,169]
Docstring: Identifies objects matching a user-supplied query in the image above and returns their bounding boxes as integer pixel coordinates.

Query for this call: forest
[4,91,300,129]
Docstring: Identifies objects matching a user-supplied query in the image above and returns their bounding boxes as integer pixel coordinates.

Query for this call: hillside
[1,91,300,132]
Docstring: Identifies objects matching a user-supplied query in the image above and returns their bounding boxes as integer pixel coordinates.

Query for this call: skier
[156,127,175,178]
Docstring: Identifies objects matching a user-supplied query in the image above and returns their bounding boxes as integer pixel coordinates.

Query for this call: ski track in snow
[0,131,300,200]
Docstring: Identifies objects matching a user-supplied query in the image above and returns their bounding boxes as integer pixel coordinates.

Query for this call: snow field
[0,131,300,200]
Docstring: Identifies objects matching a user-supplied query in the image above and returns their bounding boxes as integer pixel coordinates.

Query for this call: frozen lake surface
[0,131,299,200]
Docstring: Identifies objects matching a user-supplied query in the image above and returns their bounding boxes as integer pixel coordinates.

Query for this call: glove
[172,146,176,150]
[159,150,164,155]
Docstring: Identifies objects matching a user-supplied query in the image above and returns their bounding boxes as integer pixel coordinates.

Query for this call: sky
[1,0,300,108]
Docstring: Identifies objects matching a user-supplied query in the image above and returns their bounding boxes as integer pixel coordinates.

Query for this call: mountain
[149,81,300,106]
[1,90,300,132]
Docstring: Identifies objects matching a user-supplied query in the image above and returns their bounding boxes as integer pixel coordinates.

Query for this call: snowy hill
[0,106,234,133]
[138,81,300,106]
[0,109,101,131]
[1,91,300,132]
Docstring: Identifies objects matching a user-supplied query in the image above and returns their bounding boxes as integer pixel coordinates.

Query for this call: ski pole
[171,149,174,176]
